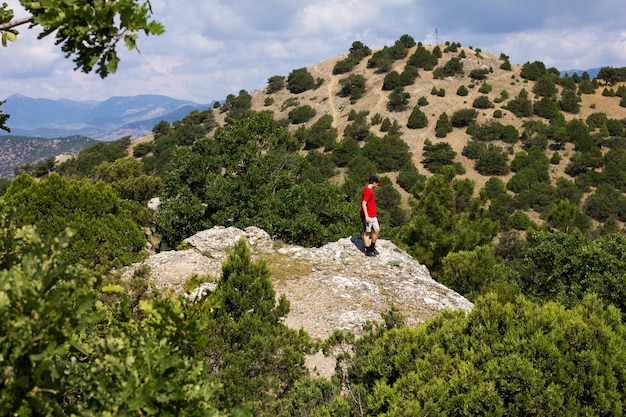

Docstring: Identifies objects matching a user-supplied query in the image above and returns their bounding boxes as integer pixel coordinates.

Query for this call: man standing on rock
[361,175,382,256]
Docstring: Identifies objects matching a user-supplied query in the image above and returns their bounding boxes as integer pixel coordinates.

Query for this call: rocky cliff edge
[122,226,473,341]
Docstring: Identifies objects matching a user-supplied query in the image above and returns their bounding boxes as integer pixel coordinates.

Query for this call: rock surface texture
[122,226,473,340]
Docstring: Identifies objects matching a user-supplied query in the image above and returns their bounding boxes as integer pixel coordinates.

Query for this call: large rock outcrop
[122,226,472,340]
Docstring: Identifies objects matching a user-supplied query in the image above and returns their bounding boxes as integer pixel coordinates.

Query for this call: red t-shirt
[361,186,377,217]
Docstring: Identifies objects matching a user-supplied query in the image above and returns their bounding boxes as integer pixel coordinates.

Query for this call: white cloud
[294,0,379,35]
[1,0,625,102]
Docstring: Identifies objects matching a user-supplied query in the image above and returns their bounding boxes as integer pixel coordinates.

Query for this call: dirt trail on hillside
[312,62,343,125]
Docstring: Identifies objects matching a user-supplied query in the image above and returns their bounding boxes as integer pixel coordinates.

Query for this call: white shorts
[362,216,380,233]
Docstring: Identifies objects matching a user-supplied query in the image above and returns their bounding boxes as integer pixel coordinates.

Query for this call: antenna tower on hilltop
[434,28,440,45]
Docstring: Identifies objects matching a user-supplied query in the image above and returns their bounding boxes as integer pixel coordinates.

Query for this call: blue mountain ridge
[1,94,214,141]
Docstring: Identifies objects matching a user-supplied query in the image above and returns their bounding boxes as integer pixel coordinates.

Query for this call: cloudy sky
[1,0,625,104]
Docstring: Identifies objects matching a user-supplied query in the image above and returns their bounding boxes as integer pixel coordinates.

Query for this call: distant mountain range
[0,94,213,141]
[560,67,602,78]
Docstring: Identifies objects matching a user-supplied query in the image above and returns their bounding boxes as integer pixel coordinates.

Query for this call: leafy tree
[456,85,469,96]
[0,1,163,78]
[477,83,491,95]
[577,79,596,94]
[156,112,354,247]
[266,75,285,93]
[320,294,626,416]
[296,114,337,150]
[332,136,360,167]
[0,211,99,415]
[586,112,609,130]
[469,68,490,80]
[483,176,507,199]
[400,169,498,275]
[546,199,591,232]
[533,74,558,97]
[288,105,316,124]
[343,111,371,141]
[520,230,626,311]
[399,65,419,85]
[333,41,371,74]
[14,156,56,178]
[520,60,547,80]
[504,88,533,117]
[472,95,493,109]
[222,90,254,122]
[386,87,410,112]
[559,88,581,113]
[56,136,131,177]
[367,46,396,72]
[533,96,560,119]
[2,173,146,271]
[606,118,624,136]
[441,245,517,301]
[132,141,154,158]
[204,238,313,411]
[474,144,510,175]
[397,161,426,193]
[304,150,337,180]
[583,183,626,222]
[362,135,411,172]
[406,106,428,129]
[450,108,478,127]
[408,44,438,70]
[462,140,486,160]
[0,210,244,415]
[94,157,162,204]
[382,70,402,90]
[433,57,463,79]
[287,67,316,94]
[338,74,367,102]
[500,58,512,71]
[435,112,453,138]
[597,66,626,84]
[422,139,456,174]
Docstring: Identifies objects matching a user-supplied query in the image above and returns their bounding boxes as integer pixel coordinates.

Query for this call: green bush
[288,105,317,124]
[287,68,315,94]
[472,95,493,109]
[316,294,626,416]
[407,106,428,129]
[266,75,285,93]
[0,210,228,416]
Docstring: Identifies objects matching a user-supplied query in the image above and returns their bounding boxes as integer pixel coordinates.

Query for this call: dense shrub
[288,105,317,124]
[287,68,316,93]
[450,108,478,127]
[407,106,428,129]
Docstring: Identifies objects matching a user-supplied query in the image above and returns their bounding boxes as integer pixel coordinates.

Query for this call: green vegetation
[0,0,164,131]
[287,67,316,94]
[333,41,372,74]
[3,32,626,415]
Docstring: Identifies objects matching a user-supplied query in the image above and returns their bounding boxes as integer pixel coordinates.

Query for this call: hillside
[211,44,624,193]
[0,135,97,179]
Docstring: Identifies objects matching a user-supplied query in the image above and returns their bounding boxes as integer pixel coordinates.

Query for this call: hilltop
[209,44,624,193]
[121,225,473,377]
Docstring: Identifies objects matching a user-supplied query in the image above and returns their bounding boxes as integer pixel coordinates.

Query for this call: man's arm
[361,198,369,221]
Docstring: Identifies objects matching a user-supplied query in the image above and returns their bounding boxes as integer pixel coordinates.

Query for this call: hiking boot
[371,243,380,255]
[364,248,375,256]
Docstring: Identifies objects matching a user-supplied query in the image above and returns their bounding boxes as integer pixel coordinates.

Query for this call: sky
[1,0,625,105]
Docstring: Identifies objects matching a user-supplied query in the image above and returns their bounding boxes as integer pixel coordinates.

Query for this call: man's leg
[370,228,380,255]
[362,217,373,255]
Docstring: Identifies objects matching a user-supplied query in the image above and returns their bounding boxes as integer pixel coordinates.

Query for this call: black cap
[369,175,382,184]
